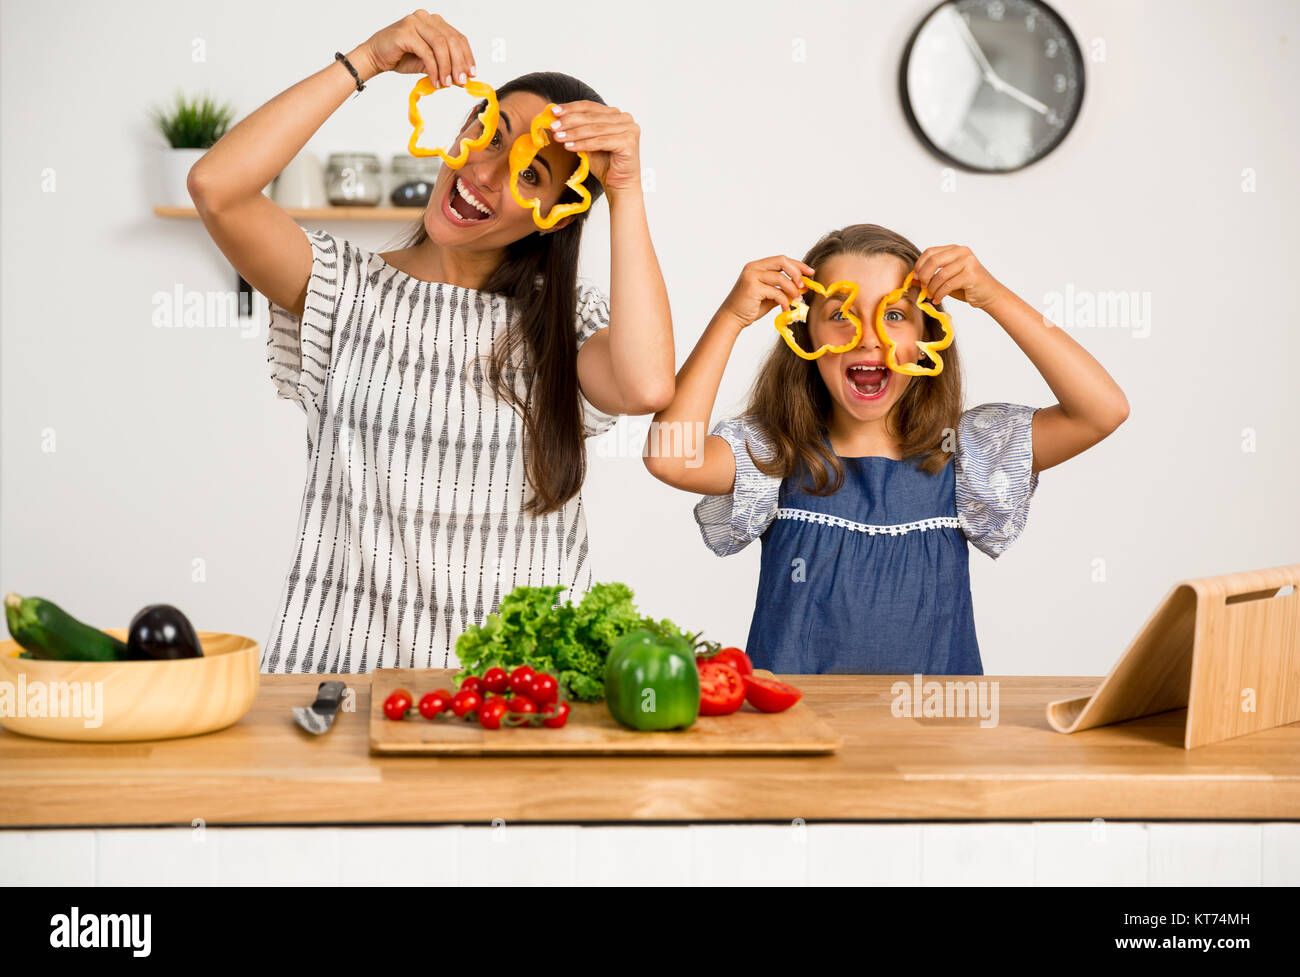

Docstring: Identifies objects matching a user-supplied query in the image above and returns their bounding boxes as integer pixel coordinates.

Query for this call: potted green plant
[149,91,235,207]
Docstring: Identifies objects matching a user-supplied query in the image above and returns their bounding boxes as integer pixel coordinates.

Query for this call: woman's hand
[548,102,643,195]
[912,245,1008,310]
[358,11,475,88]
[718,256,815,330]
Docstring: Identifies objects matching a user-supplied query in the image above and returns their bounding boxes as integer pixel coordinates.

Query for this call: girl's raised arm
[643,255,812,495]
[187,12,472,317]
[912,245,1130,473]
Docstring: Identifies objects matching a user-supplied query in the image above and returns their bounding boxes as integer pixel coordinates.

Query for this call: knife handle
[312,681,347,710]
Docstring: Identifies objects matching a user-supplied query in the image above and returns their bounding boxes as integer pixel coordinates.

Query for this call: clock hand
[991,78,1050,115]
[949,8,999,83]
[950,9,1051,115]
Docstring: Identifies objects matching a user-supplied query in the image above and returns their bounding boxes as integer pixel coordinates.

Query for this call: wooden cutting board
[368,668,842,755]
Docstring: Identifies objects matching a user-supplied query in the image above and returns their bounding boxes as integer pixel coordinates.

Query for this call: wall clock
[900,0,1085,172]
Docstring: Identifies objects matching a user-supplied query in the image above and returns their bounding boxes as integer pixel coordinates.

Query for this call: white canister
[273,151,329,209]
[162,147,208,208]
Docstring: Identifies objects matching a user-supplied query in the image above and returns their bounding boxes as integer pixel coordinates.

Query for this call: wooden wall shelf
[154,205,424,222]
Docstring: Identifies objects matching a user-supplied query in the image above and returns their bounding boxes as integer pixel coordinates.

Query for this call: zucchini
[3,592,128,662]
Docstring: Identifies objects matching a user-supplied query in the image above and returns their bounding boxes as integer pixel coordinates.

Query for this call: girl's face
[424,91,584,248]
[807,253,927,424]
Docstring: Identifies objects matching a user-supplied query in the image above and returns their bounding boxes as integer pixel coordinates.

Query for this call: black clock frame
[898,0,1086,174]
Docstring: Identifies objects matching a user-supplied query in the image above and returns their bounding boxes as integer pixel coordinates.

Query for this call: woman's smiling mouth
[444,174,494,224]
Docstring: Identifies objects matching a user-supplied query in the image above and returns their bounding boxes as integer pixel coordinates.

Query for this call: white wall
[2,0,1297,675]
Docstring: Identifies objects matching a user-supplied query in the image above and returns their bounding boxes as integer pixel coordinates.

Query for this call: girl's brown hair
[397,71,606,516]
[746,223,963,494]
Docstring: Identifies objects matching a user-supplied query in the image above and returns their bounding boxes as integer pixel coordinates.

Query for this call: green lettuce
[453,581,662,701]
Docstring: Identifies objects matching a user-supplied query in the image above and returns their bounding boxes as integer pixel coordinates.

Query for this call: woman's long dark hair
[396,72,606,515]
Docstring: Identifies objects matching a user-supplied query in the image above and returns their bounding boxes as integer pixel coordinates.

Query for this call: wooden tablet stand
[1047,564,1300,749]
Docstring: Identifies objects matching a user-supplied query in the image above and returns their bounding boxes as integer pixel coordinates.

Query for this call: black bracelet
[334,51,365,93]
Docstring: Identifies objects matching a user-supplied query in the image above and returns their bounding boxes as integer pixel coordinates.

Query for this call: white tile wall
[921,823,1036,885]
[575,826,694,885]
[1034,821,1150,885]
[213,828,342,885]
[2,822,1297,885]
[454,825,580,885]
[1262,823,1300,886]
[336,827,461,885]
[808,824,922,885]
[0,829,95,884]
[688,824,810,885]
[1148,824,1263,885]
[96,828,219,885]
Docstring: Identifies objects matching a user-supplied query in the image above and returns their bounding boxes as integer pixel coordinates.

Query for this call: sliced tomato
[742,674,802,713]
[710,647,753,676]
[698,662,746,716]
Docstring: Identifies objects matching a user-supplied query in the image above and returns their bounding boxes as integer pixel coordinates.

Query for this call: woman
[188,12,675,672]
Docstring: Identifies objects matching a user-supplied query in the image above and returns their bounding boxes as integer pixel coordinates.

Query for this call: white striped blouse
[263,229,618,673]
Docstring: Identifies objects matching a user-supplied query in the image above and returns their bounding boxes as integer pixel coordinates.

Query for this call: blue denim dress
[694,403,1039,675]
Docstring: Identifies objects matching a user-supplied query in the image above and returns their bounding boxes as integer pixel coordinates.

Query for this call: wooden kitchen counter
[2,675,1299,826]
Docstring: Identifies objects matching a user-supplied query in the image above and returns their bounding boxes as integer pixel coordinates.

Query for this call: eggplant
[126,604,203,660]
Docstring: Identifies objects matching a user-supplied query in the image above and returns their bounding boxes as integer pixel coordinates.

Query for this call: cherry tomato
[528,672,559,705]
[506,696,538,725]
[509,665,536,695]
[698,662,746,716]
[450,689,483,719]
[482,667,509,694]
[459,674,484,695]
[710,647,753,676]
[540,700,570,728]
[383,690,412,721]
[742,674,802,713]
[479,698,509,730]
[418,689,452,719]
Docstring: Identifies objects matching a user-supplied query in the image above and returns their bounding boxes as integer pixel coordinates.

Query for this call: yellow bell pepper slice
[874,271,955,376]
[407,77,500,169]
[508,104,592,230]
[773,277,864,360]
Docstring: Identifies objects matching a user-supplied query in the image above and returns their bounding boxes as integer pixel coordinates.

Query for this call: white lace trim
[774,508,962,536]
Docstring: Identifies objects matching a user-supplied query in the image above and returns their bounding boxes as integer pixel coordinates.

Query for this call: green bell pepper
[604,628,700,731]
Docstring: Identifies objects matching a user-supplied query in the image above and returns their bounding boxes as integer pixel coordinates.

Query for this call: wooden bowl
[0,630,259,742]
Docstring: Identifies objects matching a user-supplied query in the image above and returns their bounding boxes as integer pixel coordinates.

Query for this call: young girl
[189,12,675,672]
[645,224,1128,674]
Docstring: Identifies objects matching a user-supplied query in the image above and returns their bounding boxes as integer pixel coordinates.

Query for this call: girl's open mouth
[443,175,494,224]
[846,363,889,401]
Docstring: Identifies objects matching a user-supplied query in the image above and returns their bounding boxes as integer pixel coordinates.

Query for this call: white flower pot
[161,147,208,208]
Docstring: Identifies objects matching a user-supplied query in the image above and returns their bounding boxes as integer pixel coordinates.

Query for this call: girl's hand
[912,245,1008,310]
[719,256,815,330]
[359,11,475,88]
[548,101,642,194]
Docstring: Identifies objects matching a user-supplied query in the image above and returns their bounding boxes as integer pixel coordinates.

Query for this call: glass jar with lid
[325,153,383,206]
[389,155,440,207]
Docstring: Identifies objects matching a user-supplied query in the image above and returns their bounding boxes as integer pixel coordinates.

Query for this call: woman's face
[807,252,928,424]
[424,91,584,248]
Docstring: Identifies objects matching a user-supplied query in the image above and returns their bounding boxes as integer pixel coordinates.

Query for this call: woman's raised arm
[187,12,473,316]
